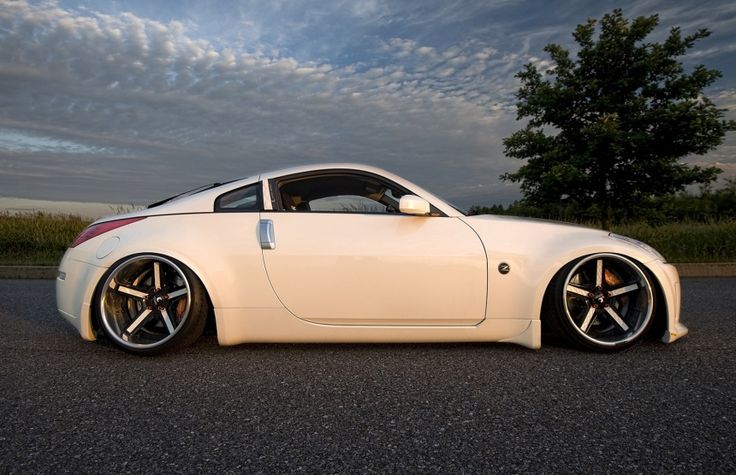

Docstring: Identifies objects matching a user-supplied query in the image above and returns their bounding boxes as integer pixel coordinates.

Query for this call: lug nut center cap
[146,292,168,308]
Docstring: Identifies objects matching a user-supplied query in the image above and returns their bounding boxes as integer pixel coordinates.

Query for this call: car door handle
[259,219,275,250]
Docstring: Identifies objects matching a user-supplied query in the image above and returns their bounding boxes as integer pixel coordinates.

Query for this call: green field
[0,212,734,265]
[0,212,90,266]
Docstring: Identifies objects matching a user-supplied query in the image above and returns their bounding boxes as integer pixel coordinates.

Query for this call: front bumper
[649,260,687,344]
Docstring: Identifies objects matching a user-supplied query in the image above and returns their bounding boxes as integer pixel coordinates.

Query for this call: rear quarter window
[215,183,262,212]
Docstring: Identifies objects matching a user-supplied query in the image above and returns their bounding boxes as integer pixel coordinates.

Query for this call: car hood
[462,214,606,237]
[461,214,663,264]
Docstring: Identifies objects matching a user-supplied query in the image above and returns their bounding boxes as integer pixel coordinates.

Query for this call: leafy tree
[501,9,736,228]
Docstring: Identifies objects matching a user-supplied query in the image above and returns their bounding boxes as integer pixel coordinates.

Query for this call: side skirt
[214,307,541,349]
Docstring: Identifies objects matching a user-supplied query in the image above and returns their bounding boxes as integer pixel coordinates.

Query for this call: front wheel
[97,254,208,355]
[548,253,656,351]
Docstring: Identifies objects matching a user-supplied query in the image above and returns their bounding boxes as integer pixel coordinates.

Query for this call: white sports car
[56,163,687,355]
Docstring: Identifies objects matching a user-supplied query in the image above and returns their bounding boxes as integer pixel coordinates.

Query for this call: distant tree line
[468,179,736,225]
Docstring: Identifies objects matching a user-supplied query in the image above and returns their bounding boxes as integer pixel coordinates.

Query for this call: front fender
[461,215,672,324]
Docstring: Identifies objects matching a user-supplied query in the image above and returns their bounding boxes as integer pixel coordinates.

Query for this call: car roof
[258,163,397,180]
[100,163,461,222]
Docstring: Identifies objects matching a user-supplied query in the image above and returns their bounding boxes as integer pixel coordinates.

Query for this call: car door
[259,172,487,326]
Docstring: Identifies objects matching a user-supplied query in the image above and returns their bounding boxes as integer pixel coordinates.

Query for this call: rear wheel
[549,253,656,351]
[97,254,207,355]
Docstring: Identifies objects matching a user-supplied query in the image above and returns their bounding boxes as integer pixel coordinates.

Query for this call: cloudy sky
[1,0,734,209]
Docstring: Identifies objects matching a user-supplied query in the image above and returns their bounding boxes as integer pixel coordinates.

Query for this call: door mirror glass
[399,195,430,216]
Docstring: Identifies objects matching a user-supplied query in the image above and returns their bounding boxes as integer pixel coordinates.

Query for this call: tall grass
[0,212,91,265]
[0,212,733,265]
[612,220,736,263]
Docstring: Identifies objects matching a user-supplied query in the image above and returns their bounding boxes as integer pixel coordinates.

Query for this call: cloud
[0,0,734,208]
[0,0,532,207]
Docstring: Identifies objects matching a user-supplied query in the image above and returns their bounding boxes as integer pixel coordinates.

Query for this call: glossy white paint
[398,195,430,215]
[56,253,106,341]
[214,307,540,348]
[261,212,486,325]
[56,163,687,349]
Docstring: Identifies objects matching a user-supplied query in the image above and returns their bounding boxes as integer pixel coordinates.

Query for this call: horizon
[0,196,142,219]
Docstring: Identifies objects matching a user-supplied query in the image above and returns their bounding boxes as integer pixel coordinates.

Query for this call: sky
[1,0,735,210]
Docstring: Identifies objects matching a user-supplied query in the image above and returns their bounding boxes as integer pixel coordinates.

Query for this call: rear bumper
[56,251,107,341]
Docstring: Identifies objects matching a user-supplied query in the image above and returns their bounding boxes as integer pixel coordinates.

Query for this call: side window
[276,173,408,214]
[215,183,261,212]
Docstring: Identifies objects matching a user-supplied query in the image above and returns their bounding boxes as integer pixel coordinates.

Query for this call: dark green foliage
[612,221,736,263]
[633,180,736,224]
[501,9,736,228]
[470,180,736,222]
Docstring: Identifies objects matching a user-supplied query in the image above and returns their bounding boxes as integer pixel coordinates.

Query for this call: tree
[501,9,736,229]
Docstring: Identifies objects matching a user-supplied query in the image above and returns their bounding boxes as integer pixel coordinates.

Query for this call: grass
[0,212,91,266]
[611,220,736,263]
[0,212,734,265]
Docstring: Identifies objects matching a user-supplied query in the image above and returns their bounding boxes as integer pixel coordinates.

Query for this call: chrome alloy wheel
[562,254,654,348]
[99,255,192,350]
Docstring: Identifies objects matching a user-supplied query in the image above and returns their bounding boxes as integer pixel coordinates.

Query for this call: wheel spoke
[123,308,153,340]
[595,259,603,287]
[167,288,188,299]
[111,281,148,299]
[604,306,630,332]
[580,305,597,333]
[153,261,162,289]
[566,284,590,298]
[160,308,175,334]
[608,283,639,297]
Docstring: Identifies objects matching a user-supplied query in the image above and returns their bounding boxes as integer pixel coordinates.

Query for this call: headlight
[608,233,666,262]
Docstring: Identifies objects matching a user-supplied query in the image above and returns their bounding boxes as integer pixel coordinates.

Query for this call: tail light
[70,217,145,248]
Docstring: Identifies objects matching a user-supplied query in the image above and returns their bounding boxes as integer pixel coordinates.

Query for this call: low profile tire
[97,254,208,355]
[548,253,656,352]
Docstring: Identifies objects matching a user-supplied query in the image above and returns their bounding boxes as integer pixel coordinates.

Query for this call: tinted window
[215,183,261,212]
[277,173,407,214]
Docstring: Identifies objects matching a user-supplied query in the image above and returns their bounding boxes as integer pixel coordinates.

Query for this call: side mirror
[399,195,430,216]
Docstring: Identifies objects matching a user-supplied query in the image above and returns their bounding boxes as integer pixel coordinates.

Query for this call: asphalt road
[0,279,734,474]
